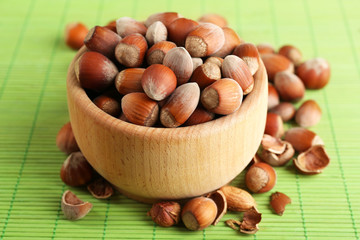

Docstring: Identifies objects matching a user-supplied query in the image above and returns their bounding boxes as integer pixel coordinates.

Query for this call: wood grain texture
[67,47,268,203]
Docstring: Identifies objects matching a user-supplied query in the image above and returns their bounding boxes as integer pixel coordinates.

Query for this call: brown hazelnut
[60,152,93,187]
[269,102,296,122]
[294,145,330,174]
[296,58,330,89]
[268,84,280,110]
[147,201,181,227]
[245,162,277,193]
[270,191,291,216]
[61,190,93,220]
[265,112,284,138]
[56,122,80,155]
[278,45,302,65]
[274,71,305,102]
[181,197,217,230]
[284,127,324,152]
[295,99,322,127]
[87,177,114,199]
[93,91,121,117]
[64,22,88,50]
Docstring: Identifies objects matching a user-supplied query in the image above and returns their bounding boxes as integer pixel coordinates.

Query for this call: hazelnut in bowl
[67,45,267,203]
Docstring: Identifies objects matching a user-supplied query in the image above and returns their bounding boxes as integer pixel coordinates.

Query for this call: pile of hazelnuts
[61,12,331,233]
[67,12,261,128]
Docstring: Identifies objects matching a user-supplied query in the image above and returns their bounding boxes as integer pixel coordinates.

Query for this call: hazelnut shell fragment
[61,190,93,220]
[239,207,262,234]
[206,190,227,225]
[270,192,291,216]
[294,145,330,174]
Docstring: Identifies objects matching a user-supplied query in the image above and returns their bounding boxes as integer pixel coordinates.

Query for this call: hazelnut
[245,162,277,193]
[190,63,221,89]
[284,127,324,152]
[115,68,146,95]
[181,197,217,230]
[261,53,294,81]
[191,57,203,71]
[61,190,93,220]
[115,17,147,37]
[163,47,193,85]
[64,22,88,50]
[270,192,291,216]
[232,42,260,75]
[167,18,199,46]
[200,78,243,115]
[115,34,148,68]
[198,13,228,28]
[269,102,296,122]
[274,71,305,102]
[160,82,200,127]
[204,56,223,68]
[146,41,177,65]
[147,201,181,227]
[141,64,177,101]
[56,122,80,155]
[267,84,280,109]
[294,145,330,174]
[93,91,121,117]
[278,45,302,65]
[60,152,93,187]
[144,12,182,28]
[296,58,330,89]
[256,42,275,55]
[84,26,122,60]
[75,51,118,92]
[145,21,168,45]
[184,107,215,126]
[295,99,322,127]
[121,92,159,127]
[185,23,225,57]
[87,177,114,199]
[211,27,242,58]
[265,112,284,138]
[222,55,254,95]
[220,185,256,212]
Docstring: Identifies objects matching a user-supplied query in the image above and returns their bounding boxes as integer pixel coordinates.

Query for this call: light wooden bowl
[67,47,268,203]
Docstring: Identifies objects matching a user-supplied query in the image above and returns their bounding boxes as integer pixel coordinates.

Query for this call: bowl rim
[67,46,267,140]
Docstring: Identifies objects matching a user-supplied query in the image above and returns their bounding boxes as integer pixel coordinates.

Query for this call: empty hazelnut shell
[294,145,330,174]
[61,190,93,220]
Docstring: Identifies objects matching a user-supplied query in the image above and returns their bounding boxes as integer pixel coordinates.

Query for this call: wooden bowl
[67,47,268,203]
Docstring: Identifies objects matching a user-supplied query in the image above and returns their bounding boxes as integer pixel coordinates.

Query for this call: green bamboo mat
[1,0,360,239]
